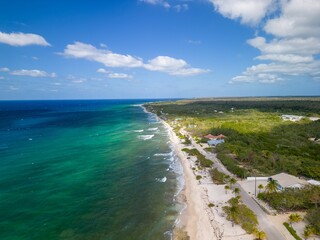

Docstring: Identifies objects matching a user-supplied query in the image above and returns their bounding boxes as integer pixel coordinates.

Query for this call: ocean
[0,100,183,240]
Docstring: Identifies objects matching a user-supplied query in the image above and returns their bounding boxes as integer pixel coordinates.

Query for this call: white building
[270,173,308,190]
[281,115,304,122]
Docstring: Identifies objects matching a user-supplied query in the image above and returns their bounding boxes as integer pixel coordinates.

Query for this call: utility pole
[255,176,257,196]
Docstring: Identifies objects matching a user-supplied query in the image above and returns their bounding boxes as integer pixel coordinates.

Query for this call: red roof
[204,134,226,139]
[204,134,215,139]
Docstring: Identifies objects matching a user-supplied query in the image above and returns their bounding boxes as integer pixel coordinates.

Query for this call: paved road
[181,129,286,240]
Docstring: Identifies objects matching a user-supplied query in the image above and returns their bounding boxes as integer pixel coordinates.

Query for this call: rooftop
[271,173,307,188]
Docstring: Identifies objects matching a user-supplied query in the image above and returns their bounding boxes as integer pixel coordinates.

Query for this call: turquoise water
[0,100,182,240]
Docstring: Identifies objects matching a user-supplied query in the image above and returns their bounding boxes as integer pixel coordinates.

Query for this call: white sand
[162,119,254,240]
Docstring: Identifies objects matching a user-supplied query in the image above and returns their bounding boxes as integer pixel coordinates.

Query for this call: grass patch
[283,222,302,240]
[210,168,228,184]
[223,197,258,234]
[182,148,213,168]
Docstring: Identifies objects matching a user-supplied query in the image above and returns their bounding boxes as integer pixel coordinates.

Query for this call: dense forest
[145,98,320,179]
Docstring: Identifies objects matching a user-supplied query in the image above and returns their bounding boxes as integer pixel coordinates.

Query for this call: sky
[0,0,319,100]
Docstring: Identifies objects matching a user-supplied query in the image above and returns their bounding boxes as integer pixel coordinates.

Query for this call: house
[270,173,308,190]
[309,117,320,122]
[204,134,216,139]
[281,115,303,122]
[204,134,226,140]
[307,179,320,186]
[208,139,225,146]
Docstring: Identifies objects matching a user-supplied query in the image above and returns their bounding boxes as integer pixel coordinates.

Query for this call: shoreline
[142,105,254,240]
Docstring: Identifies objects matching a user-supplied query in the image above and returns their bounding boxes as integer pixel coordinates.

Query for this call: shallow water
[0,100,182,240]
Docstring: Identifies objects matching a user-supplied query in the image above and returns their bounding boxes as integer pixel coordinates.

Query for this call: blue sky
[0,0,319,99]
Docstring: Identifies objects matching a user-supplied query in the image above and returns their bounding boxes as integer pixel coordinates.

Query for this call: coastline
[142,105,253,240]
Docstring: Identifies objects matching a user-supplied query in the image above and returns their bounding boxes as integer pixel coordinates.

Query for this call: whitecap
[154,152,172,157]
[148,127,158,131]
[137,135,154,140]
[133,129,144,133]
[155,176,167,183]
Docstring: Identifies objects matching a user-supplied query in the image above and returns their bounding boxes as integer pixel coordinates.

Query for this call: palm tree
[224,185,230,194]
[258,184,264,194]
[288,213,302,227]
[303,227,313,239]
[224,175,230,183]
[233,187,240,197]
[229,177,236,189]
[254,229,266,240]
[266,179,278,193]
[228,205,238,227]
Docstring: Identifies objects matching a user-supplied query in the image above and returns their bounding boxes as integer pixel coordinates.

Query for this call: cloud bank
[11,69,56,78]
[212,0,320,84]
[0,32,50,46]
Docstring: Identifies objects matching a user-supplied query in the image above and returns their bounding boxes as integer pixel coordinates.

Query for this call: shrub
[183,148,213,168]
[196,175,202,180]
[210,168,227,185]
[305,208,320,235]
[223,197,258,234]
[208,203,215,207]
[283,222,302,240]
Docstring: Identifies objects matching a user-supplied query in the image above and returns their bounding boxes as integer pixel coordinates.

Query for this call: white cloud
[230,72,283,84]
[67,75,87,83]
[97,68,110,73]
[108,73,133,79]
[0,32,50,47]
[61,42,209,76]
[144,56,210,76]
[187,40,201,45]
[209,0,276,25]
[256,54,313,63]
[11,69,56,78]
[264,0,320,38]
[228,0,320,84]
[0,67,10,72]
[231,61,320,84]
[248,37,320,57]
[174,4,188,12]
[139,0,170,8]
[61,42,143,68]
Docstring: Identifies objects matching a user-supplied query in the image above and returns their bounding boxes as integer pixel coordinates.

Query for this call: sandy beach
[161,119,254,240]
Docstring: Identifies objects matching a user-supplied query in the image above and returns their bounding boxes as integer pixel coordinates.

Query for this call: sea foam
[137,135,154,140]
[133,130,144,133]
[155,176,167,183]
[148,127,158,131]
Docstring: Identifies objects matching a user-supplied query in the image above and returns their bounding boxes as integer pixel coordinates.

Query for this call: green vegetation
[210,168,228,184]
[196,175,202,180]
[288,214,302,227]
[145,98,320,179]
[181,148,213,168]
[283,222,303,240]
[223,197,258,234]
[305,208,320,235]
[253,230,266,240]
[258,186,320,211]
[265,179,278,193]
[208,203,215,208]
[233,187,240,197]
